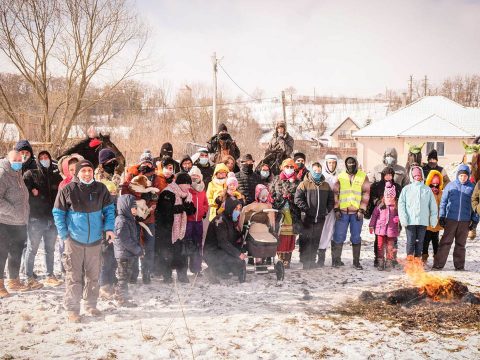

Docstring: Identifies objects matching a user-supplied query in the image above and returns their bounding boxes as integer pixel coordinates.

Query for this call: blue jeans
[25,218,57,277]
[333,213,363,244]
[406,225,427,257]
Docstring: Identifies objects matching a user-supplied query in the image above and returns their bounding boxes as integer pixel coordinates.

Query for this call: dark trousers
[405,225,427,257]
[299,220,325,264]
[434,220,469,269]
[204,247,244,276]
[99,242,117,287]
[186,221,204,274]
[422,230,439,256]
[159,240,188,280]
[115,257,135,299]
[0,223,27,279]
[131,223,155,281]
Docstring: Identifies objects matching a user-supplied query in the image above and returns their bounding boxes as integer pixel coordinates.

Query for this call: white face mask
[163,168,173,177]
[284,168,295,176]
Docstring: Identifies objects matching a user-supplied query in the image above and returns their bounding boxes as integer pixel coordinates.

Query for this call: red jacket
[188,188,209,222]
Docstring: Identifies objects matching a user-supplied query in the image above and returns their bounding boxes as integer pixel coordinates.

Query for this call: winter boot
[7,278,30,292]
[99,285,114,300]
[204,267,220,284]
[116,295,138,308]
[352,244,363,270]
[377,258,385,271]
[142,272,151,285]
[385,260,393,272]
[85,307,102,317]
[331,241,344,268]
[177,270,190,284]
[316,249,326,268]
[26,277,44,290]
[0,279,10,298]
[44,275,63,287]
[67,311,81,323]
[421,254,429,264]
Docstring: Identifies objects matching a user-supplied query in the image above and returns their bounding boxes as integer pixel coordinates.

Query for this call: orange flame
[403,256,455,301]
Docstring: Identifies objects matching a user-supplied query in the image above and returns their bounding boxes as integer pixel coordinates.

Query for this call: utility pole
[424,75,428,97]
[313,87,316,103]
[212,52,218,136]
[281,91,287,123]
[408,75,413,103]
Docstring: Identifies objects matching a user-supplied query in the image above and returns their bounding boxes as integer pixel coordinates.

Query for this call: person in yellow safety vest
[332,157,370,270]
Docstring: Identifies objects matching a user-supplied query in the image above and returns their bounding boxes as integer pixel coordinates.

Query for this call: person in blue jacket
[433,164,479,271]
[53,159,115,323]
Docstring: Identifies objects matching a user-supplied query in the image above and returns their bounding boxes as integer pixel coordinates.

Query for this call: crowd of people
[0,121,478,323]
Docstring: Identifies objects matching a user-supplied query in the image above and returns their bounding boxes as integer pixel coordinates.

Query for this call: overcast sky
[134,0,480,98]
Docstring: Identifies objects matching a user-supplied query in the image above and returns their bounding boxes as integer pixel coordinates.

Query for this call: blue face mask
[10,161,22,172]
[232,209,241,222]
[40,159,50,168]
[311,172,323,182]
[199,157,208,166]
[260,170,270,178]
[80,178,94,185]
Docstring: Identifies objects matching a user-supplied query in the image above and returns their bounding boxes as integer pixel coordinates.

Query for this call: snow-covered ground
[1,224,479,360]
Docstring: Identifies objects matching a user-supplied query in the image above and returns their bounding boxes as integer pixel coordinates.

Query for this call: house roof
[353,96,480,138]
[329,117,360,136]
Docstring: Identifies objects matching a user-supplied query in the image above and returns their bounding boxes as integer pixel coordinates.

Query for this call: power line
[218,63,257,100]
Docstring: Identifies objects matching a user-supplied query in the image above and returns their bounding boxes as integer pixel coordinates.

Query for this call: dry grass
[333,299,480,333]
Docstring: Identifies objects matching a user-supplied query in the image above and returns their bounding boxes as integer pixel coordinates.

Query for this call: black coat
[365,179,402,219]
[23,157,62,220]
[207,133,241,160]
[193,159,214,187]
[204,214,242,258]
[235,168,261,205]
[21,156,37,175]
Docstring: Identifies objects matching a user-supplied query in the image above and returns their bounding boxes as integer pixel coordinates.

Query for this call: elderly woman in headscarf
[271,158,301,268]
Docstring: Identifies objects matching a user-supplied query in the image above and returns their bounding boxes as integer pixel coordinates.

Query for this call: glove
[439,217,446,227]
[369,227,374,234]
[356,209,365,222]
[469,221,478,231]
[334,208,342,221]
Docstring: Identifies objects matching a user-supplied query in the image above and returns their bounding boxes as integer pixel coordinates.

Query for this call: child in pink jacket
[369,181,400,271]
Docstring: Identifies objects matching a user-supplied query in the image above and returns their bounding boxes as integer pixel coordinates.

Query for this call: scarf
[164,182,191,244]
[280,170,297,182]
[191,180,205,192]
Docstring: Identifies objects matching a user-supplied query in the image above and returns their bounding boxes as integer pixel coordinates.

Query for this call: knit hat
[240,153,254,163]
[98,148,116,165]
[75,159,94,176]
[427,149,438,161]
[280,158,297,170]
[226,172,238,187]
[218,123,228,133]
[175,172,192,185]
[139,149,154,164]
[160,142,173,157]
[15,139,33,155]
[276,120,286,130]
[294,152,306,162]
[188,166,203,181]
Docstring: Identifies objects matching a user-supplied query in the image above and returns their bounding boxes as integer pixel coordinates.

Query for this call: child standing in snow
[369,182,400,270]
[114,194,143,307]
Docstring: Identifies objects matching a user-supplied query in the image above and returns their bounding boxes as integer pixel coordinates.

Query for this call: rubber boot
[316,249,326,268]
[0,279,10,298]
[331,241,344,268]
[352,243,363,270]
[377,258,385,271]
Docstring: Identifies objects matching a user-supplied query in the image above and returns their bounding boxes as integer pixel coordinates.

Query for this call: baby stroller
[242,209,285,282]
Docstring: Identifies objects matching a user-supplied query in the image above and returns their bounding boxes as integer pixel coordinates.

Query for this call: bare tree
[0,0,148,150]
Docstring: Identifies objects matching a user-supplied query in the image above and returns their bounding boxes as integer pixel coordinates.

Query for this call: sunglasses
[429,184,439,188]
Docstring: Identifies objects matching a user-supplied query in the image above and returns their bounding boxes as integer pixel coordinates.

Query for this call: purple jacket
[369,205,400,238]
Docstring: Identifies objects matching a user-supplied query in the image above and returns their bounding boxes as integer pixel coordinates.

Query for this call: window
[426,141,445,157]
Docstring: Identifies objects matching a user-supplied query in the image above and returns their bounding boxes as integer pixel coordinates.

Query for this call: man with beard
[332,157,370,270]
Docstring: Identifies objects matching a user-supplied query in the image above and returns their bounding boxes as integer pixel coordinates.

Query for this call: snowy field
[1,224,479,360]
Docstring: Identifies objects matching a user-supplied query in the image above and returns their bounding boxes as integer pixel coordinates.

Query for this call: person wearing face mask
[179,155,194,174]
[332,157,371,270]
[398,166,438,261]
[206,163,230,221]
[23,150,63,289]
[155,173,196,283]
[94,148,122,188]
[422,170,444,264]
[235,154,261,205]
[294,152,309,181]
[192,148,214,187]
[186,166,209,275]
[14,139,37,175]
[422,149,450,186]
[256,162,274,188]
[122,150,161,284]
[295,162,334,269]
[432,165,478,271]
[370,148,408,187]
[154,142,181,174]
[207,123,241,162]
[52,160,115,323]
[263,121,295,176]
[0,150,31,297]
[203,197,247,284]
[271,158,301,268]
